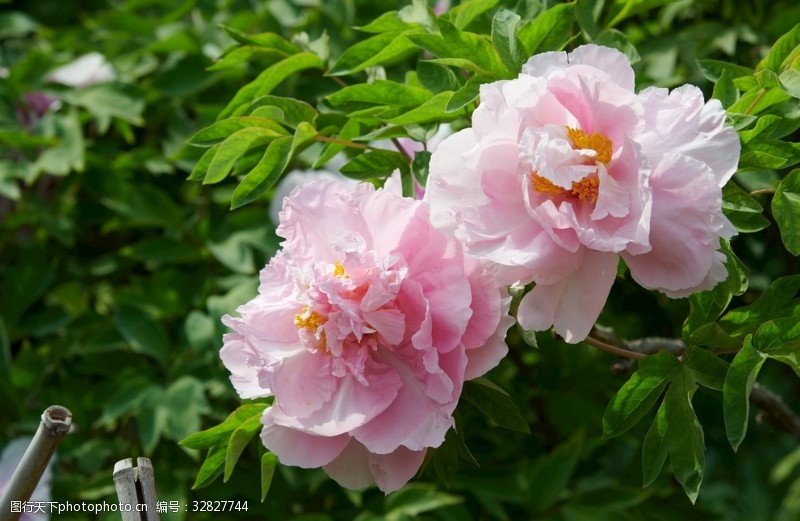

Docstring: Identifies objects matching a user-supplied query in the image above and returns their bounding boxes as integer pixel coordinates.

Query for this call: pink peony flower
[424,44,739,343]
[221,178,513,493]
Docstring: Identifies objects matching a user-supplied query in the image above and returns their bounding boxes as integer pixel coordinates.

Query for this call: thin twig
[392,138,413,162]
[583,335,645,360]
[314,135,371,150]
[750,188,775,197]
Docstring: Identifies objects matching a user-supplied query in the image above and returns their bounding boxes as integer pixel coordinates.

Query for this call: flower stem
[583,335,645,360]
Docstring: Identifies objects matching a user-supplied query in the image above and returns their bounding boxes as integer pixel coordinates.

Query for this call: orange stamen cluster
[530,127,612,204]
[295,306,327,351]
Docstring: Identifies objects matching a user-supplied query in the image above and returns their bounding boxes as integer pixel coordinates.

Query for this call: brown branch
[588,326,800,443]
[750,384,800,442]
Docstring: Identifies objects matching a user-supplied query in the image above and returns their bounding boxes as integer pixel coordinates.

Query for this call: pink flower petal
[261,409,349,468]
[517,250,619,343]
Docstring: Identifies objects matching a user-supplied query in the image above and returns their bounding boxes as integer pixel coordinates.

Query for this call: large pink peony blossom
[221,179,512,493]
[425,44,740,343]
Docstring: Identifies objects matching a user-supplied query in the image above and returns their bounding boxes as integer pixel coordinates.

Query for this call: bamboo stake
[0,405,72,521]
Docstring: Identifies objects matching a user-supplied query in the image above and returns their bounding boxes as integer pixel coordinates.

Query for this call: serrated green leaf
[689,322,741,350]
[340,149,409,180]
[527,430,584,513]
[328,80,432,108]
[261,452,278,501]
[518,2,574,55]
[180,403,267,450]
[193,444,226,489]
[683,346,729,391]
[723,337,766,451]
[204,128,279,185]
[461,377,530,433]
[231,122,317,209]
[773,169,800,255]
[219,52,324,119]
[492,9,524,73]
[407,20,507,77]
[722,182,770,233]
[641,403,669,487]
[602,350,679,438]
[224,414,262,482]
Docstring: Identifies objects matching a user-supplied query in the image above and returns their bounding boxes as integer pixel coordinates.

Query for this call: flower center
[530,126,613,204]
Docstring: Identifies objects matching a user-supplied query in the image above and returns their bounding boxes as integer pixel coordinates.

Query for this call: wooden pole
[0,405,72,521]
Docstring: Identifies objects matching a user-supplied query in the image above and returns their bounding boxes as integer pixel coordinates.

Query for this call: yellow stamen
[294,306,325,329]
[531,173,566,197]
[566,127,613,165]
[334,262,346,278]
[571,177,599,203]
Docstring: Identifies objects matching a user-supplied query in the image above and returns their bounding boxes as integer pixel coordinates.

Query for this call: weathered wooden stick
[113,457,160,521]
[0,405,72,521]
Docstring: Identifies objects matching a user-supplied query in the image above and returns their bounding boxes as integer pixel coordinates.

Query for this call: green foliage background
[1,0,799,519]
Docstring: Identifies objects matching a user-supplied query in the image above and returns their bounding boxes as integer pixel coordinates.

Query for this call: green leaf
[779,68,800,98]
[246,96,318,128]
[461,377,530,433]
[518,2,574,55]
[180,403,267,450]
[412,150,432,188]
[683,346,729,392]
[602,350,679,438]
[722,182,770,233]
[382,91,455,124]
[723,337,766,451]
[712,70,738,109]
[407,20,507,77]
[688,322,741,350]
[208,46,288,71]
[641,404,669,487]
[757,24,800,74]
[189,117,289,147]
[204,128,279,185]
[594,29,640,64]
[753,317,800,375]
[261,452,278,501]
[683,284,733,341]
[138,385,168,456]
[0,11,38,38]
[188,144,219,181]
[446,73,497,112]
[165,377,210,442]
[193,444,226,489]
[445,0,501,30]
[328,31,422,76]
[384,483,463,518]
[219,52,324,119]
[114,304,169,366]
[772,168,800,255]
[219,26,301,54]
[527,430,584,513]
[721,276,800,337]
[697,59,755,83]
[662,369,704,504]
[33,110,85,176]
[491,9,524,73]
[63,83,145,131]
[417,61,461,93]
[728,86,791,115]
[224,414,262,482]
[231,122,317,209]
[340,149,409,180]
[328,80,432,108]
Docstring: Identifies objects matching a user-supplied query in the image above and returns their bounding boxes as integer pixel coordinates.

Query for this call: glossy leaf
[772,169,800,255]
[723,338,766,451]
